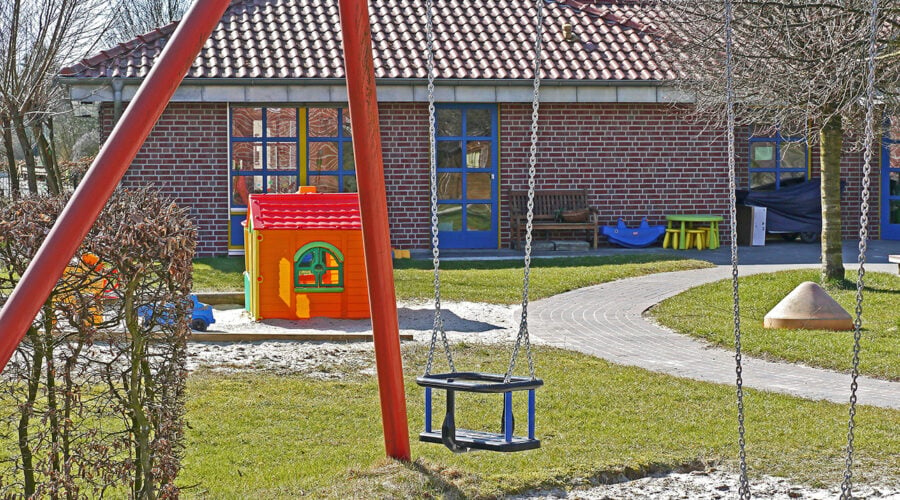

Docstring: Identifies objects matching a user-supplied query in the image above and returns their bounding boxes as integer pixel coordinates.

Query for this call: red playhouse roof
[247,193,362,231]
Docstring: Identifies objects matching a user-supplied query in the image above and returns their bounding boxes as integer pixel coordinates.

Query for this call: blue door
[883,136,900,239]
[434,104,498,249]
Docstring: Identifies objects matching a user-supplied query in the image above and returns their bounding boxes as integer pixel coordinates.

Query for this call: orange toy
[243,191,369,320]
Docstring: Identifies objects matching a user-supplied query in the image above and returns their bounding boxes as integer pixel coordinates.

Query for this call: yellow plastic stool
[663,228,681,249]
[686,229,706,250]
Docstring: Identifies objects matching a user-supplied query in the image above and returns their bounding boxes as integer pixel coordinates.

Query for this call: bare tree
[105,0,191,45]
[656,0,899,283]
[0,0,111,196]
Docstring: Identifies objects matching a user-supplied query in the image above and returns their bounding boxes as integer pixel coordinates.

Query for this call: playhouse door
[883,136,900,239]
[434,104,499,249]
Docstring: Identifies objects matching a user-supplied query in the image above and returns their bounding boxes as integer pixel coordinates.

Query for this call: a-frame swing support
[0,0,411,461]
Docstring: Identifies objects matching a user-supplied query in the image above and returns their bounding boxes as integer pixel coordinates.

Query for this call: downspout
[111,79,125,123]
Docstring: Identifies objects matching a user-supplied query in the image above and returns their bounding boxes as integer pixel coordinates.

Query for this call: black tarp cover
[736,181,822,233]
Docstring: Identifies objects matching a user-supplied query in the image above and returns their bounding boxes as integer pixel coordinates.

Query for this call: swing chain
[723,0,750,497]
[841,0,878,496]
[506,0,544,384]
[424,0,455,376]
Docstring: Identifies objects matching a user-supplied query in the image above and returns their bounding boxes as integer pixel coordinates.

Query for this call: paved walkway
[530,263,900,410]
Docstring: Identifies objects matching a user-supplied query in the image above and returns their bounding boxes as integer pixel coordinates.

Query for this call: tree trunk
[32,122,61,195]
[11,114,39,194]
[1,117,20,198]
[820,112,845,283]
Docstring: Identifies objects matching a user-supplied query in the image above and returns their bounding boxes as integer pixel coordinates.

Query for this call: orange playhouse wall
[256,228,370,320]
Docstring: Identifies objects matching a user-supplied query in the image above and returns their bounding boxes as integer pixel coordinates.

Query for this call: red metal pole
[0,0,231,371]
[338,0,411,461]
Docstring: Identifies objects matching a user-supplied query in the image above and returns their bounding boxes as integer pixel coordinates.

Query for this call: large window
[307,108,356,193]
[748,132,808,190]
[230,108,300,207]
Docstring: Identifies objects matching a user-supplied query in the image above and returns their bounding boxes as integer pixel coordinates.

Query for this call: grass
[180,344,900,499]
[193,254,714,304]
[651,269,900,380]
[193,257,245,291]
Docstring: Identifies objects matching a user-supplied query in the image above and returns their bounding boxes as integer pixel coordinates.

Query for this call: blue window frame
[433,103,498,249]
[230,107,300,208]
[881,119,900,239]
[748,131,808,190]
[307,108,356,193]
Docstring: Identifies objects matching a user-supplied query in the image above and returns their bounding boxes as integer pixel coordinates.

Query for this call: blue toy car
[137,294,216,332]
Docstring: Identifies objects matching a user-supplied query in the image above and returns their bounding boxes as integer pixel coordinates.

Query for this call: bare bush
[0,188,194,498]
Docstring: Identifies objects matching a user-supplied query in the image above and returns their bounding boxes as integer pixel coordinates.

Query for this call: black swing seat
[417,372,543,453]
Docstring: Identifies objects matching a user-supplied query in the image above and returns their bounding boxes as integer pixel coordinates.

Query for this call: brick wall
[102,100,874,255]
[100,102,229,256]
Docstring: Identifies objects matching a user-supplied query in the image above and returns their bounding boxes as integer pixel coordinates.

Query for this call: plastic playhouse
[242,191,369,320]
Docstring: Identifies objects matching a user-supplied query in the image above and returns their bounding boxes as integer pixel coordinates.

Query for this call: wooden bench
[890,254,899,274]
[507,189,599,249]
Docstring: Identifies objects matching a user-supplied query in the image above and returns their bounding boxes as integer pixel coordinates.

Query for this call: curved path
[530,265,900,410]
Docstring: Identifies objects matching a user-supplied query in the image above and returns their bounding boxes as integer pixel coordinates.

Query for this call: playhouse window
[294,242,344,292]
[749,130,808,191]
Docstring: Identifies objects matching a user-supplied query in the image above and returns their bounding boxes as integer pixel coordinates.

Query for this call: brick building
[59,0,899,256]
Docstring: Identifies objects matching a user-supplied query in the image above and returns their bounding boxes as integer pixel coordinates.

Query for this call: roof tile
[60,0,673,82]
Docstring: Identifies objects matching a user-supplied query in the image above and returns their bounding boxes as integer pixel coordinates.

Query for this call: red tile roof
[60,0,673,82]
[247,193,362,230]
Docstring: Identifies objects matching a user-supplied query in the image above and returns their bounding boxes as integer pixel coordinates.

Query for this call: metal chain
[424,0,454,376]
[841,0,878,496]
[723,0,750,497]
[506,0,544,383]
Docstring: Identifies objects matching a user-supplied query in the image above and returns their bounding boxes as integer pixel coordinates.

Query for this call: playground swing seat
[417,0,544,454]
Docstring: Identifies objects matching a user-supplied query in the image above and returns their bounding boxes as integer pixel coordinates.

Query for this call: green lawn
[194,254,714,304]
[651,269,900,380]
[180,344,900,498]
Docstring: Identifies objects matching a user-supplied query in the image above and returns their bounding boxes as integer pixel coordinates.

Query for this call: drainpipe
[111,78,125,123]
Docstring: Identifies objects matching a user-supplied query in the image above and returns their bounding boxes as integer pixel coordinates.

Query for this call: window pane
[780,171,806,187]
[437,204,462,231]
[232,142,263,172]
[232,175,264,206]
[750,172,776,190]
[232,108,262,137]
[466,204,491,231]
[268,175,297,194]
[781,142,806,169]
[466,141,491,168]
[343,175,358,192]
[309,175,339,193]
[467,109,491,136]
[437,109,462,136]
[891,172,899,196]
[750,142,776,169]
[889,144,900,168]
[267,143,297,171]
[267,108,297,137]
[309,142,339,172]
[308,108,339,137]
[343,142,355,171]
[467,173,491,200]
[891,200,900,224]
[437,141,462,168]
[342,108,352,137]
[437,173,462,199]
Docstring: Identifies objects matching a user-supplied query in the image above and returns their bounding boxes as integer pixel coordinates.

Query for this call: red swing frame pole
[0,0,232,371]
[338,0,411,461]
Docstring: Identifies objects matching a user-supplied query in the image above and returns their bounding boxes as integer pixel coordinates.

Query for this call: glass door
[882,130,900,239]
[434,104,498,249]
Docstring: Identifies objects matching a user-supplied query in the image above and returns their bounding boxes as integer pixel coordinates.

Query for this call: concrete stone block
[552,240,591,252]
[455,86,496,102]
[617,86,656,103]
[201,85,246,101]
[247,85,289,102]
[288,85,331,101]
[576,86,617,102]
